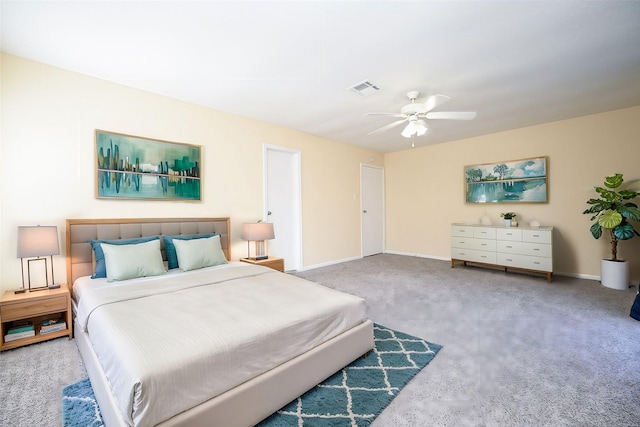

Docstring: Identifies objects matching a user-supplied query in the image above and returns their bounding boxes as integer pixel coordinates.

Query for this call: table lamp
[241,222,275,260]
[17,225,60,292]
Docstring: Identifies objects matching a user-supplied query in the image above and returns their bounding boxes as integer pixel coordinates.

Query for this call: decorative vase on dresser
[450,223,553,282]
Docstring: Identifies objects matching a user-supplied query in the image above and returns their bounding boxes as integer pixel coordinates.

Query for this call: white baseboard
[553,271,599,281]
[383,250,450,261]
[298,256,361,272]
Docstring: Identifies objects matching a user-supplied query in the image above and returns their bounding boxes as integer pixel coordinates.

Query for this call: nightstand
[0,284,73,351]
[240,257,285,272]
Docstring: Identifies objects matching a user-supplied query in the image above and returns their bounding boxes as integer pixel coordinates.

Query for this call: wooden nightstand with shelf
[240,257,285,272]
[0,284,73,351]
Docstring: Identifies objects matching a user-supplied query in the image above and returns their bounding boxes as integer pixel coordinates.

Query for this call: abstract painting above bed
[95,130,202,201]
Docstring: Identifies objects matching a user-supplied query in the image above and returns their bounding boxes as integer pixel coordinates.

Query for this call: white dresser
[451,223,553,282]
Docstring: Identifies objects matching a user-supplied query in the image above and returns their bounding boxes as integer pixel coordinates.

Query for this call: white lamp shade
[17,226,60,258]
[241,223,275,241]
[401,122,416,138]
[401,120,428,138]
[415,120,428,136]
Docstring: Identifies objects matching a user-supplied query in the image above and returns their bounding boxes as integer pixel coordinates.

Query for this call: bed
[66,217,374,427]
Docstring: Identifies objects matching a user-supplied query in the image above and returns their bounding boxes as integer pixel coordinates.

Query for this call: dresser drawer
[451,237,496,251]
[0,295,67,322]
[497,240,552,258]
[522,229,552,244]
[473,227,496,239]
[451,225,475,238]
[452,248,496,264]
[497,228,522,241]
[496,253,552,272]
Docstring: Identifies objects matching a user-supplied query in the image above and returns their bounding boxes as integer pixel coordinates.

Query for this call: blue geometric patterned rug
[62,324,441,427]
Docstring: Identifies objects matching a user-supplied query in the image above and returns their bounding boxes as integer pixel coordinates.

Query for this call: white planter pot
[503,219,512,227]
[600,259,629,290]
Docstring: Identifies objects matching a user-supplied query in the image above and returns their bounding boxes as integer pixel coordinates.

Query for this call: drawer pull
[506,258,513,261]
[506,245,512,248]
[480,256,487,259]
[533,248,539,251]
[532,234,540,237]
[481,243,487,246]
[534,262,540,265]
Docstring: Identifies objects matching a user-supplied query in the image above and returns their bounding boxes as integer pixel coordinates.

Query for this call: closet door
[361,164,384,257]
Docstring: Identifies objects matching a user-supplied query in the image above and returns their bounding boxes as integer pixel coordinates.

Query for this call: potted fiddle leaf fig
[583,173,640,289]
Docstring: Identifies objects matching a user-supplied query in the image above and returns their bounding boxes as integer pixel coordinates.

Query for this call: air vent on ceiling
[348,80,380,96]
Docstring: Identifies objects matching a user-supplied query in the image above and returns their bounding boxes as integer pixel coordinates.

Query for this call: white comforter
[75,263,366,427]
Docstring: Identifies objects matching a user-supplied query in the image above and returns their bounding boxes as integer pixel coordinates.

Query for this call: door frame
[263,144,303,271]
[360,163,385,257]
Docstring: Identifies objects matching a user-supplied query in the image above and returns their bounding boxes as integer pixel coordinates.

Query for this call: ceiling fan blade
[367,118,408,135]
[425,111,477,120]
[365,112,405,117]
[422,94,451,112]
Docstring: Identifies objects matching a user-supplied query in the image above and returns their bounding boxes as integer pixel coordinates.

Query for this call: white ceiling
[2,1,640,153]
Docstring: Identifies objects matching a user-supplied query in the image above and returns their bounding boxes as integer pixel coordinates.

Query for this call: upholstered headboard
[66,217,231,285]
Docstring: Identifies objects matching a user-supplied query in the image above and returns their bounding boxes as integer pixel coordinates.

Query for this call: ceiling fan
[366,91,477,138]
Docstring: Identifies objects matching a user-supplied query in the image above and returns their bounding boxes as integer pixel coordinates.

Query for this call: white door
[361,164,384,257]
[264,145,302,271]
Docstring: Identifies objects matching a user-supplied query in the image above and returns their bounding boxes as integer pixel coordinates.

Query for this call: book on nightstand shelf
[7,321,35,335]
[40,318,67,334]
[4,330,36,341]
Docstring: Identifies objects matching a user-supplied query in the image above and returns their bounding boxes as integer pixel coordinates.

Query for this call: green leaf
[620,190,640,199]
[613,223,636,240]
[583,200,610,213]
[598,210,622,229]
[590,221,602,239]
[604,173,623,189]
[595,187,622,203]
[619,205,640,222]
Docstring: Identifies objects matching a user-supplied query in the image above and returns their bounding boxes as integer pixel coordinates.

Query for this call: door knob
[267,211,272,215]
[363,210,367,213]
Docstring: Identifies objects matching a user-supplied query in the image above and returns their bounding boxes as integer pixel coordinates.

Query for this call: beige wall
[385,105,640,282]
[0,53,383,292]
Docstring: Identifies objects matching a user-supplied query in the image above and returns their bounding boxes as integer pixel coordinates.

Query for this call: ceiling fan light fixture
[401,120,427,138]
[401,122,416,138]
[416,120,428,136]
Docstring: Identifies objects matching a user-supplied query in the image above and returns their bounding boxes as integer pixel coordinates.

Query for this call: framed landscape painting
[465,156,548,203]
[95,130,201,201]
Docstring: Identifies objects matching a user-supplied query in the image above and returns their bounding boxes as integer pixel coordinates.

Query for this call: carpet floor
[61,324,441,427]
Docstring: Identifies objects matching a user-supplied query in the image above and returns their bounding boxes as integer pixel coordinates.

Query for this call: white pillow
[172,235,228,272]
[101,239,166,281]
